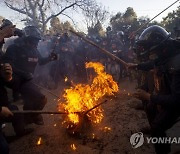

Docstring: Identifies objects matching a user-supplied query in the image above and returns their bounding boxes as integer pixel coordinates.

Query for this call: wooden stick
[84,100,108,115]
[69,30,128,67]
[32,82,61,100]
[12,110,73,114]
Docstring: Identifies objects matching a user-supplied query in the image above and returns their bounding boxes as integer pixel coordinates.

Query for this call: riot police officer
[128,25,180,154]
[3,26,57,125]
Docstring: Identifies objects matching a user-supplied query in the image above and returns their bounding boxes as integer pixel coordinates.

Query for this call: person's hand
[49,52,58,61]
[0,63,13,82]
[126,63,138,69]
[133,89,150,101]
[0,25,15,42]
[0,107,13,117]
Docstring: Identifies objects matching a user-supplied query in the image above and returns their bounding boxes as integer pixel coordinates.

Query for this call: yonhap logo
[130,132,144,148]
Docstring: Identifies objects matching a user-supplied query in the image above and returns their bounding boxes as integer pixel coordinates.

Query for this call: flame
[65,77,68,82]
[103,127,111,132]
[37,137,42,145]
[59,62,119,126]
[71,144,77,150]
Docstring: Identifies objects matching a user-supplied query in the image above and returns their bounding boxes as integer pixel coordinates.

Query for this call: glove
[21,72,33,81]
[49,52,58,61]
[0,107,13,117]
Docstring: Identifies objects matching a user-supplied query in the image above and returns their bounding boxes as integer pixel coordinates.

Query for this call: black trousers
[0,131,9,154]
[145,103,180,154]
[8,77,47,111]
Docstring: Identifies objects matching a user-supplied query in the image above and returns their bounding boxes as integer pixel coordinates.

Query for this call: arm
[127,60,155,71]
[38,52,58,65]
[137,61,155,71]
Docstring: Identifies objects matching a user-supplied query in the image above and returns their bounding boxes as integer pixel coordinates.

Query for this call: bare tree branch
[45,2,77,24]
[4,1,27,15]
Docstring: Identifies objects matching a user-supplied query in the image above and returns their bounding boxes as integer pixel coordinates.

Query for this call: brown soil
[3,80,180,154]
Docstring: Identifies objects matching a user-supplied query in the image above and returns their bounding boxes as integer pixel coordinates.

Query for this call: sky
[0,0,179,30]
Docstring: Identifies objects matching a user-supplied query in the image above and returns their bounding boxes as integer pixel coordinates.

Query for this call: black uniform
[2,37,49,123]
[137,44,180,154]
[0,77,26,154]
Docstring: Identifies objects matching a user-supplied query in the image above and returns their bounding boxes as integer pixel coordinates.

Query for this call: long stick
[69,30,128,67]
[130,0,180,38]
[32,82,61,100]
[12,100,108,115]
[12,110,67,114]
[84,100,107,115]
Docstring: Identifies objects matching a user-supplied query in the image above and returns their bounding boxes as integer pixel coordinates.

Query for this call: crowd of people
[33,26,136,89]
[0,18,180,154]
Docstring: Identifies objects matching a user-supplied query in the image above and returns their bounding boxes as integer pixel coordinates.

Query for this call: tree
[87,21,105,37]
[110,7,138,34]
[161,6,180,36]
[49,17,75,35]
[3,0,98,34]
[83,3,109,29]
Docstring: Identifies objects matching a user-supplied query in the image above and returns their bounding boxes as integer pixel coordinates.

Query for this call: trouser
[19,81,47,122]
[145,103,180,154]
[0,131,9,154]
[20,81,47,111]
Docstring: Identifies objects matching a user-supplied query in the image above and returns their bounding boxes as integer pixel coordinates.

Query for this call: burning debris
[64,77,68,82]
[37,137,42,146]
[70,144,77,151]
[58,62,119,134]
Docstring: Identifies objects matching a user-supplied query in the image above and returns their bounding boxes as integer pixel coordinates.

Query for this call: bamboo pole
[69,30,128,67]
[12,110,69,114]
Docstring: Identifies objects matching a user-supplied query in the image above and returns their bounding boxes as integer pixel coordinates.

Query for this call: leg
[0,130,9,154]
[20,81,47,125]
[151,109,179,154]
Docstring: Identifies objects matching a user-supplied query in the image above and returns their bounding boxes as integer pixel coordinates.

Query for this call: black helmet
[23,26,41,40]
[135,25,171,55]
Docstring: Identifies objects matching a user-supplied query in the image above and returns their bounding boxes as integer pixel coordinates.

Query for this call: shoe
[16,128,34,137]
[33,115,44,125]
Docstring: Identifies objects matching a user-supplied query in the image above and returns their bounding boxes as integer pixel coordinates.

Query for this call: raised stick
[69,30,128,67]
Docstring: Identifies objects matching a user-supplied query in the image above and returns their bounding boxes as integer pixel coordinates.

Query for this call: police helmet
[135,25,171,55]
[23,26,41,40]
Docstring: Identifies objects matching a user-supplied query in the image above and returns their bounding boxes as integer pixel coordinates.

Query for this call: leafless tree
[3,0,97,34]
[83,3,109,29]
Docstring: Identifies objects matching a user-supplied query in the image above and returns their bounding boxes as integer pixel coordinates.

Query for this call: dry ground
[3,79,180,154]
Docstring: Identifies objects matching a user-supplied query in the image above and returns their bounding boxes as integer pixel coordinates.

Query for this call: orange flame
[59,62,119,126]
[65,77,68,82]
[37,137,42,145]
[70,144,77,150]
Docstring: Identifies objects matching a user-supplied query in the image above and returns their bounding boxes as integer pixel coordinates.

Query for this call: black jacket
[137,53,180,109]
[2,38,50,80]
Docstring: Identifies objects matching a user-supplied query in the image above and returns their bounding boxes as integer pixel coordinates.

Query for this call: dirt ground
[3,79,180,154]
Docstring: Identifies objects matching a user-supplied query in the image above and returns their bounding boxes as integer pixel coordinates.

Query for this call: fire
[103,127,112,132]
[70,144,77,150]
[37,137,42,145]
[59,62,119,126]
[65,77,68,82]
